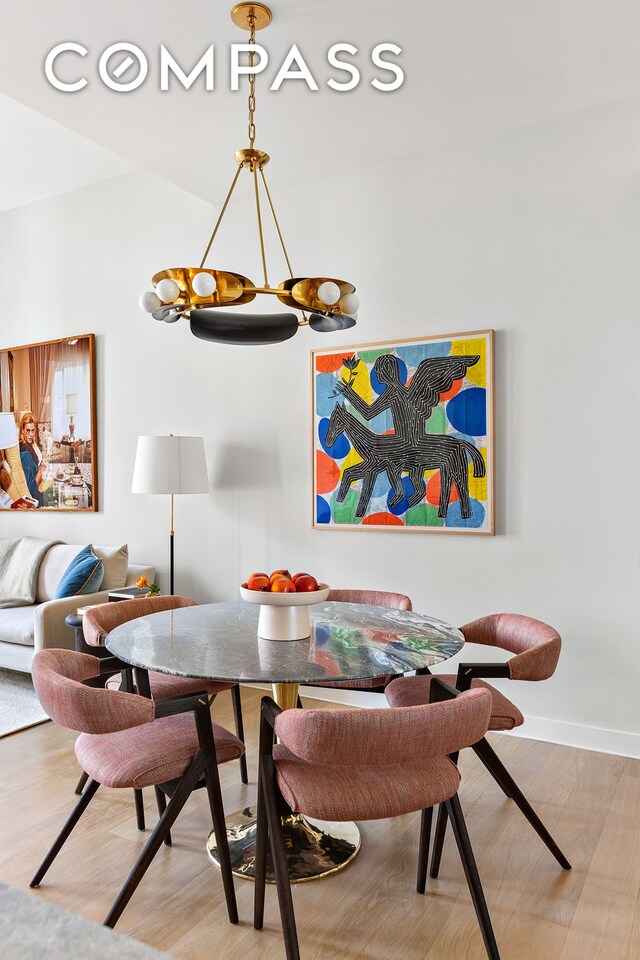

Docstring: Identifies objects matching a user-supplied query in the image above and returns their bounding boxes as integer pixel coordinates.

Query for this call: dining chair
[254,682,501,960]
[302,589,413,695]
[385,613,571,876]
[77,596,248,822]
[30,647,243,929]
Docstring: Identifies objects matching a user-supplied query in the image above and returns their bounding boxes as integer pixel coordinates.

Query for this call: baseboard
[288,685,640,760]
[496,715,640,760]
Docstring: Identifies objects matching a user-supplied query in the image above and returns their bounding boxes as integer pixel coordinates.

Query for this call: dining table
[106,599,464,882]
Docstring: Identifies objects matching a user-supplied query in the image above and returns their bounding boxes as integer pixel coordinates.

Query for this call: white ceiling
[0,0,638,206]
[0,93,134,212]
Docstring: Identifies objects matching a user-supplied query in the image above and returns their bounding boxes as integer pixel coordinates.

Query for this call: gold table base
[206,807,361,882]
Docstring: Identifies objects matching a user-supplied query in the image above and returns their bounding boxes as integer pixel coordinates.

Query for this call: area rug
[0,668,49,738]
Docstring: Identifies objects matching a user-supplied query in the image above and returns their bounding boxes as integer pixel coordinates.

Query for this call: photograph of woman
[18,413,44,506]
[0,334,97,512]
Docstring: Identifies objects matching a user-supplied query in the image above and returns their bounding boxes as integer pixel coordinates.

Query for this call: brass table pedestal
[207,808,360,883]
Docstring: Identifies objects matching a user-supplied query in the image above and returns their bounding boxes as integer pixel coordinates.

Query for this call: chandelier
[139,3,359,345]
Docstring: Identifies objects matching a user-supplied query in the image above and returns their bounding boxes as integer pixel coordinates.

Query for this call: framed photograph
[0,334,98,512]
[312,330,494,534]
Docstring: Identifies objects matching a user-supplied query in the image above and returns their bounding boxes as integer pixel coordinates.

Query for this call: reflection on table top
[106,601,464,685]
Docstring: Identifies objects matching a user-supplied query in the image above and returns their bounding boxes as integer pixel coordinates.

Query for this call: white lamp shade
[0,413,18,449]
[65,393,78,415]
[132,435,209,495]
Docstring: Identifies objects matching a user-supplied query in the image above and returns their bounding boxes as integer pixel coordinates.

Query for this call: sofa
[0,542,154,673]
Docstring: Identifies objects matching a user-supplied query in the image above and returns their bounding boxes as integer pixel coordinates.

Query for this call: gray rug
[0,882,172,959]
[0,668,49,738]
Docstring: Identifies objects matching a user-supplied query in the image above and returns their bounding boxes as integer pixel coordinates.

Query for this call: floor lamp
[132,435,209,595]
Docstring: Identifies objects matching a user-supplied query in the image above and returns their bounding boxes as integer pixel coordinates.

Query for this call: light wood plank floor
[1,686,639,959]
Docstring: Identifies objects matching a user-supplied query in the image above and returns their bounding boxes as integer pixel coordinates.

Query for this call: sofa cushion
[0,605,37,646]
[54,546,104,600]
[36,544,84,602]
[36,543,130,601]
[93,544,128,590]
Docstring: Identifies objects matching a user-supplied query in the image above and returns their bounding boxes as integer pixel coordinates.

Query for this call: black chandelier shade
[190,310,299,345]
[308,312,358,333]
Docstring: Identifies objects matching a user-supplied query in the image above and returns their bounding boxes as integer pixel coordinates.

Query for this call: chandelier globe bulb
[192,272,217,297]
[139,290,162,313]
[317,281,341,306]
[156,278,181,303]
[339,293,360,315]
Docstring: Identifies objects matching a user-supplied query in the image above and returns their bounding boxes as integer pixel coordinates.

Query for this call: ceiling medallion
[139,3,359,345]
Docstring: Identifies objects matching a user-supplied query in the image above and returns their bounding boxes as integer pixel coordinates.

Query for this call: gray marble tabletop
[105,601,464,684]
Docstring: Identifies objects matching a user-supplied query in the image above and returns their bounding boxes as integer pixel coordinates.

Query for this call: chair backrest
[83,595,198,647]
[461,613,561,681]
[32,648,155,734]
[274,688,491,766]
[328,589,412,611]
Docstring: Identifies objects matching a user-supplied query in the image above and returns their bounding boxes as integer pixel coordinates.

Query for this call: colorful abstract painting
[312,330,494,533]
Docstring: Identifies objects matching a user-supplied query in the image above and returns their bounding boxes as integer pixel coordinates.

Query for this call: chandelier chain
[248,14,257,148]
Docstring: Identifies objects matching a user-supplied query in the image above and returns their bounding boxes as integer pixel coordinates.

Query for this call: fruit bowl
[239,583,330,641]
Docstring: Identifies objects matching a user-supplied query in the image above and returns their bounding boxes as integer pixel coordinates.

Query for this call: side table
[64,612,113,657]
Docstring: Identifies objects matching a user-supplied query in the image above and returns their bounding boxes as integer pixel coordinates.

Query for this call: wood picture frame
[311,329,494,534]
[0,333,98,512]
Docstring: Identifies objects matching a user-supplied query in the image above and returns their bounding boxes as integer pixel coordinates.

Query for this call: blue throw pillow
[54,544,104,599]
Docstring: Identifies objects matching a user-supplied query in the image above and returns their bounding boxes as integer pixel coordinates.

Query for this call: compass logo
[44,42,404,93]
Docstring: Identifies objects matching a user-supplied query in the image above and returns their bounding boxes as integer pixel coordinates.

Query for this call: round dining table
[106,599,464,882]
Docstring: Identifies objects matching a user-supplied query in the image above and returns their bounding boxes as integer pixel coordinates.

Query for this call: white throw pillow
[93,544,129,590]
[37,544,83,602]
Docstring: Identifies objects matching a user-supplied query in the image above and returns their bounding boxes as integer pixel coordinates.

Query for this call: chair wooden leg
[416,806,433,894]
[74,770,89,795]
[445,795,501,960]
[262,755,301,960]
[231,685,248,785]
[134,788,145,831]
[104,755,203,928]
[195,708,239,925]
[154,786,172,846]
[472,737,571,869]
[253,757,269,930]
[429,802,448,878]
[31,779,100,887]
[429,747,460,878]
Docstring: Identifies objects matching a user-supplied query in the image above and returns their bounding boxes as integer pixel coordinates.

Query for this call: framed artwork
[0,334,98,512]
[312,330,494,534]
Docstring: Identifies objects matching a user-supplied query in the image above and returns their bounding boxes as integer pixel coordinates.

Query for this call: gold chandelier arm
[259,167,295,279]
[253,165,270,288]
[199,161,244,269]
[259,167,307,322]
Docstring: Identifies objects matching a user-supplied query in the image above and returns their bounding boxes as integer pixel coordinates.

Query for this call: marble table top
[106,601,464,685]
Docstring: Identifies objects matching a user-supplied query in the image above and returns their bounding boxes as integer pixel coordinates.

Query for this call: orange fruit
[270,578,296,593]
[294,575,319,592]
[247,575,270,591]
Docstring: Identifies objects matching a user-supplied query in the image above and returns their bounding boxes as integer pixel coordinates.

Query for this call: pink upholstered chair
[30,648,243,929]
[386,613,571,877]
[80,596,248,799]
[303,589,413,694]
[254,682,501,960]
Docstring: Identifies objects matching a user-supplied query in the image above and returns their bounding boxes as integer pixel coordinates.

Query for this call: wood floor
[1,686,639,960]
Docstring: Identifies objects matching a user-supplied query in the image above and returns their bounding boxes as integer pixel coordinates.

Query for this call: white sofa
[0,542,154,672]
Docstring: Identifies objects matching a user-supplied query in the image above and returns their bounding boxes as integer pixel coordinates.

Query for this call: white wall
[1,94,639,755]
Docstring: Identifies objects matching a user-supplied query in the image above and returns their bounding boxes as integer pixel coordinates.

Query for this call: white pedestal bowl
[239,584,330,641]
